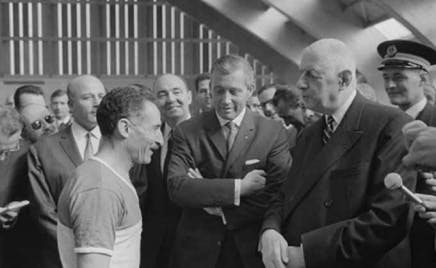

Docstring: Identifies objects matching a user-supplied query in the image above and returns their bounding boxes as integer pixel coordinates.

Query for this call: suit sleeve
[300,115,416,267]
[27,145,58,242]
[167,125,236,207]
[223,125,291,229]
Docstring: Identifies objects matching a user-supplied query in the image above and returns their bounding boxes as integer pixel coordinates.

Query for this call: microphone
[384,173,424,205]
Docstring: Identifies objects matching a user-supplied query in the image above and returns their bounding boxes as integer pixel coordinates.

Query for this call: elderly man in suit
[378,40,436,268]
[27,75,106,268]
[259,39,415,268]
[167,54,291,268]
[136,73,191,268]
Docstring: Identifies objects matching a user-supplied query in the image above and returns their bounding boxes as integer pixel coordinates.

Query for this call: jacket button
[324,199,333,208]
[217,241,221,246]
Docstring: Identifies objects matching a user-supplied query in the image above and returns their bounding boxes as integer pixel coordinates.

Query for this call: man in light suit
[167,54,291,268]
[27,75,106,268]
[259,39,415,268]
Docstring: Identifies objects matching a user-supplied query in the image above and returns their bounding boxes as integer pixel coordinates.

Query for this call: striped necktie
[83,132,94,160]
[322,115,335,144]
[224,121,238,153]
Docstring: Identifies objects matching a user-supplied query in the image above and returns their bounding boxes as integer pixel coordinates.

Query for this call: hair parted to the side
[50,89,68,100]
[210,54,255,89]
[0,105,23,137]
[14,85,45,111]
[194,73,211,92]
[97,86,154,137]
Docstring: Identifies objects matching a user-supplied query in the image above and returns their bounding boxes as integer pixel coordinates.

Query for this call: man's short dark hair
[97,86,154,137]
[0,105,22,137]
[258,83,276,96]
[272,85,302,107]
[14,85,45,111]
[195,73,211,92]
[50,89,67,101]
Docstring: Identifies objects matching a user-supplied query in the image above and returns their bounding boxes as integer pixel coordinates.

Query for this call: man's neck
[166,114,190,129]
[95,139,131,180]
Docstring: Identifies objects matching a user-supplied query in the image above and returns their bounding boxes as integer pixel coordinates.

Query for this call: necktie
[225,121,238,153]
[83,132,94,161]
[322,115,335,144]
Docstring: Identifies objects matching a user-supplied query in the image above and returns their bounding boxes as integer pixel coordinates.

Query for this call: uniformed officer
[378,39,436,268]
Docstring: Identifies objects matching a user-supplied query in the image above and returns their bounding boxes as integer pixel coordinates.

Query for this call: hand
[403,126,436,169]
[259,229,289,268]
[0,201,23,229]
[413,193,436,229]
[240,169,266,196]
[422,172,436,193]
[402,120,428,149]
[187,168,223,217]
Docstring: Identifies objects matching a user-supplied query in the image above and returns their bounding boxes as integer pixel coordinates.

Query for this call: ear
[338,70,353,91]
[117,118,130,139]
[187,90,193,105]
[419,71,429,87]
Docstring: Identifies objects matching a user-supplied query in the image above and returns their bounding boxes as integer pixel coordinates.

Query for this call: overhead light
[373,18,414,40]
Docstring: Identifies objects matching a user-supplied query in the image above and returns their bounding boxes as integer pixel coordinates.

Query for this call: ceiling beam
[372,0,436,48]
[167,0,316,83]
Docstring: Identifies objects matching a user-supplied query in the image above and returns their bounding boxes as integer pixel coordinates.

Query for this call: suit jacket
[131,138,181,268]
[167,110,291,268]
[0,140,35,268]
[410,102,436,268]
[27,125,82,268]
[262,94,416,268]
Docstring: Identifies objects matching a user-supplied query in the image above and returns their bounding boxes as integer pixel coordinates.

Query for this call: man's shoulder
[361,100,411,127]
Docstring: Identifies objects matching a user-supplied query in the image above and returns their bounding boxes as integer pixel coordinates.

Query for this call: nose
[155,130,164,147]
[386,79,396,90]
[222,90,232,104]
[296,74,307,91]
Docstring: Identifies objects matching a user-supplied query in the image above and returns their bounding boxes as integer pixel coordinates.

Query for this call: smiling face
[382,68,425,110]
[211,69,253,120]
[154,74,191,124]
[125,102,163,164]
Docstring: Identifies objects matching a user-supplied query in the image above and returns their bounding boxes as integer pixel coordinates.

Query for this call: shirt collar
[215,108,247,128]
[71,121,101,139]
[405,97,427,119]
[330,90,357,125]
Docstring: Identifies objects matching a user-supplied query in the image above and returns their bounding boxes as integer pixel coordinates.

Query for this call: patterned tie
[83,132,94,161]
[322,115,335,144]
[225,121,238,153]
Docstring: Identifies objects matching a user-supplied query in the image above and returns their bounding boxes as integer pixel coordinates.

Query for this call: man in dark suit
[260,39,415,268]
[167,54,291,268]
[137,73,192,268]
[377,39,436,268]
[27,75,106,268]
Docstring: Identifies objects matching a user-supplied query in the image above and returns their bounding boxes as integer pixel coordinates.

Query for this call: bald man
[21,104,57,143]
[130,73,191,268]
[259,39,415,268]
[27,75,106,268]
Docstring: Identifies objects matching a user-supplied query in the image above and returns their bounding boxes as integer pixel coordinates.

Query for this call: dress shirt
[405,97,427,119]
[328,89,357,131]
[71,121,101,160]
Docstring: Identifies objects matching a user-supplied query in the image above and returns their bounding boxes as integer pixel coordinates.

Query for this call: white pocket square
[245,159,260,165]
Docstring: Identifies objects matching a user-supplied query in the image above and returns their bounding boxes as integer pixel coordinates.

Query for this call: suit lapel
[59,125,82,166]
[204,112,227,160]
[223,111,256,175]
[286,94,365,212]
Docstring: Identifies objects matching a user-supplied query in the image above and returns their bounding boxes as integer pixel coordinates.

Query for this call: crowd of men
[0,37,436,268]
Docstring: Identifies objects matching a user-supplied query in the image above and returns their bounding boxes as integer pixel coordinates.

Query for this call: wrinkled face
[126,103,163,164]
[382,68,425,110]
[21,105,57,143]
[212,70,253,120]
[196,79,212,112]
[155,76,192,122]
[70,80,106,131]
[258,87,278,119]
[19,93,46,110]
[246,96,264,116]
[0,130,21,161]
[296,52,340,114]
[51,94,70,120]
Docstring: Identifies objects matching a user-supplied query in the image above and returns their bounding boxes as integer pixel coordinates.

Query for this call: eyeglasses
[31,115,55,130]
